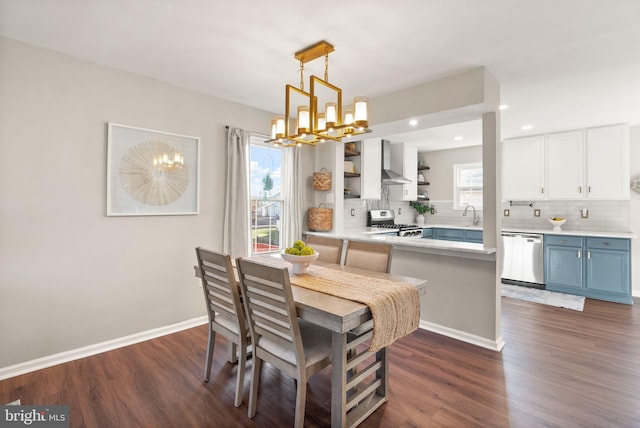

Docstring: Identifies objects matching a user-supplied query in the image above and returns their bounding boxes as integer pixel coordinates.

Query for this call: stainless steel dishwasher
[501,232,545,288]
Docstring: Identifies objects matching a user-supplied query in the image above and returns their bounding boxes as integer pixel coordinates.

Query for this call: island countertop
[305,228,496,260]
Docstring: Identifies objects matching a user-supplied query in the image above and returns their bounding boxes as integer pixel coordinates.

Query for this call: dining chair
[344,240,393,273]
[195,247,250,407]
[305,235,344,264]
[235,257,332,428]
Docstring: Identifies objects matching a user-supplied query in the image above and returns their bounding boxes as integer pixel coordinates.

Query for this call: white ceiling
[2,0,640,151]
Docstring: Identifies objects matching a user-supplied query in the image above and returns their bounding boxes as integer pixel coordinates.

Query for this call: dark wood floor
[2,296,639,427]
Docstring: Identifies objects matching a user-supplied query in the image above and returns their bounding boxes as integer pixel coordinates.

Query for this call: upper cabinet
[546,130,584,199]
[389,143,418,201]
[503,124,630,201]
[360,138,382,199]
[503,135,545,200]
[585,125,630,200]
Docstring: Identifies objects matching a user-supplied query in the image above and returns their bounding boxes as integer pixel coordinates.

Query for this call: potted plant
[410,201,434,225]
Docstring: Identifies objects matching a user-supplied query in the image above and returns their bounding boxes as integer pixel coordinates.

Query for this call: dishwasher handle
[502,233,544,244]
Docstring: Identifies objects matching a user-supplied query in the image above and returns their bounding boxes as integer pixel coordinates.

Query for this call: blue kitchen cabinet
[545,234,632,304]
[545,235,584,290]
[433,228,465,241]
[585,238,631,303]
[464,230,483,243]
[424,228,482,243]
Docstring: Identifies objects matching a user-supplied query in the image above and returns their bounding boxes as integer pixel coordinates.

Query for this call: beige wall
[419,145,483,201]
[0,38,273,367]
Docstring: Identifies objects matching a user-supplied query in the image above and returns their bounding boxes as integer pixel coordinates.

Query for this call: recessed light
[454,136,463,141]
[521,125,533,131]
[409,119,418,126]
[499,104,509,110]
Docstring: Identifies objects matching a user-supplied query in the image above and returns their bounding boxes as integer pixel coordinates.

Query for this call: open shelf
[417,181,430,186]
[344,172,361,178]
[344,149,361,157]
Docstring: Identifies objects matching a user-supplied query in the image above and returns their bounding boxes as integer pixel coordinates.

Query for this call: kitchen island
[305,228,503,351]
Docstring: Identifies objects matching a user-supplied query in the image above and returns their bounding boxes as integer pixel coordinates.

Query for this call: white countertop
[501,227,636,239]
[305,223,635,260]
[306,228,496,259]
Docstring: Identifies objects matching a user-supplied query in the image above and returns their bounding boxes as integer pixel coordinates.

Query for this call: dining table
[196,256,428,428]
[256,256,427,428]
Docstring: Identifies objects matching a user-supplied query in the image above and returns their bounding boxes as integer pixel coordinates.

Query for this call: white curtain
[282,146,303,246]
[223,128,250,258]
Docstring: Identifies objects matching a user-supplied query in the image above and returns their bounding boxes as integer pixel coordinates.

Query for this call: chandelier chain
[324,52,329,81]
[299,60,304,91]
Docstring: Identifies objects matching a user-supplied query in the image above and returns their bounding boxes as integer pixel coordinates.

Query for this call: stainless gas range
[367,210,423,237]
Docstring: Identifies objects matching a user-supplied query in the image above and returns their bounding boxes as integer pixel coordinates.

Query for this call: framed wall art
[107,123,200,216]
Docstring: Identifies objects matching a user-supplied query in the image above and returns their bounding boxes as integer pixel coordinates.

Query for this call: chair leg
[294,376,307,428]
[234,339,247,407]
[248,356,262,418]
[228,341,238,363]
[204,329,215,382]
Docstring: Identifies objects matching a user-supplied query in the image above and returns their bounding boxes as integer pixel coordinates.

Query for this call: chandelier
[268,40,371,147]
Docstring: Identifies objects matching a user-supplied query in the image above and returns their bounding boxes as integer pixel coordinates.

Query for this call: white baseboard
[0,316,208,381]
[633,289,640,298]
[419,320,505,352]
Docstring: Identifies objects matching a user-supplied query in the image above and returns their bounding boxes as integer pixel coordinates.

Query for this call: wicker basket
[312,168,332,191]
[308,206,333,231]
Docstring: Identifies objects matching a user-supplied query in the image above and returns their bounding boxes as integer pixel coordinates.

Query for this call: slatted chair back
[236,257,332,428]
[344,240,393,273]
[305,235,344,264]
[195,247,249,407]
[236,258,304,374]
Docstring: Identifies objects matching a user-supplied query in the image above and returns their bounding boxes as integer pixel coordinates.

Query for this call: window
[453,163,483,210]
[249,135,283,254]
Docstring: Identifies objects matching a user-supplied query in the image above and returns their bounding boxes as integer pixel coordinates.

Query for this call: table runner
[290,265,420,352]
[246,257,421,351]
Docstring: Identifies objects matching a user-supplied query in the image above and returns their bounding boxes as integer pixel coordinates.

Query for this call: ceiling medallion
[268,40,371,147]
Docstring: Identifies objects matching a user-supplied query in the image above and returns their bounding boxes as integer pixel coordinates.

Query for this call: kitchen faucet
[463,205,480,226]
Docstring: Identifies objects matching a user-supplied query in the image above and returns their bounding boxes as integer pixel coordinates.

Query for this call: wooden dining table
[196,256,427,428]
[262,257,427,428]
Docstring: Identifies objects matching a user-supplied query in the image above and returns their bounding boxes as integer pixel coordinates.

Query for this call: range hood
[381,140,411,184]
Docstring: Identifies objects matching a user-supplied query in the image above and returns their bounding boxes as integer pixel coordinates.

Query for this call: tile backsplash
[342,199,631,232]
[501,200,630,232]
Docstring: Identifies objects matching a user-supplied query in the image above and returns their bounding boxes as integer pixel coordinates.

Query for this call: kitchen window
[249,136,283,254]
[453,163,483,210]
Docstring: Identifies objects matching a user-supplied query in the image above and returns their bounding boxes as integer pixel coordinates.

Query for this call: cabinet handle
[579,186,582,193]
[603,242,610,246]
[577,250,581,259]
[587,251,591,259]
[541,187,544,194]
[588,186,591,193]
[559,239,567,243]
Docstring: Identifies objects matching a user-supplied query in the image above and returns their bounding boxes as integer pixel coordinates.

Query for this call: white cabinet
[389,143,418,201]
[586,125,630,200]
[546,130,584,199]
[546,125,629,200]
[360,138,382,199]
[502,135,545,200]
[504,124,629,201]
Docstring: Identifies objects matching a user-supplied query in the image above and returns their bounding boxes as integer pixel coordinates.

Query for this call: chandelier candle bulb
[344,108,354,134]
[354,96,368,127]
[317,112,326,131]
[297,105,310,134]
[275,116,285,138]
[325,102,337,128]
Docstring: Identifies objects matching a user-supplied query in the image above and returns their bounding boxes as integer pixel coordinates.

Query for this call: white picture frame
[107,123,200,216]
